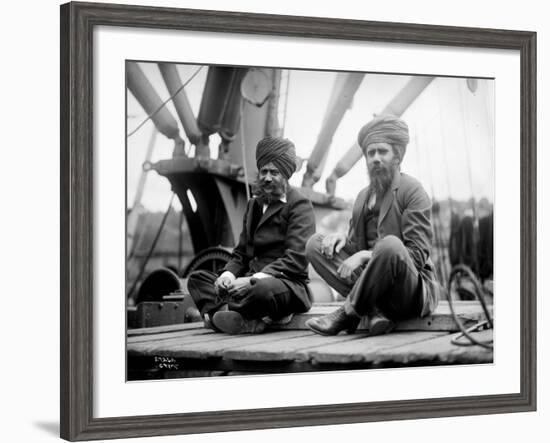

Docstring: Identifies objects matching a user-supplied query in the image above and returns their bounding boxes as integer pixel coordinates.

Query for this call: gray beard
[368,163,398,198]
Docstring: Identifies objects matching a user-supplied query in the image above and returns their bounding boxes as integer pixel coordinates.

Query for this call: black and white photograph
[126,62,495,380]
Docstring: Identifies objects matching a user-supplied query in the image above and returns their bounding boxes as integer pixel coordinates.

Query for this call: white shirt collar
[262,194,287,212]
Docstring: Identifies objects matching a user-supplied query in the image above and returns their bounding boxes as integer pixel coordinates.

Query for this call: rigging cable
[127,192,176,299]
[457,80,481,275]
[127,66,204,138]
[178,208,185,272]
[127,127,158,262]
[413,129,448,284]
[458,80,478,216]
[435,80,456,210]
[281,70,291,137]
[435,79,456,280]
[239,99,251,200]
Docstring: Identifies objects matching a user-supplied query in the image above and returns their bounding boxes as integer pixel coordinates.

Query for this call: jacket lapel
[256,199,285,231]
[246,199,260,237]
[378,171,401,228]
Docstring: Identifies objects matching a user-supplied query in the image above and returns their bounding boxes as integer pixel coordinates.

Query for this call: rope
[435,80,457,212]
[239,100,251,200]
[457,81,481,276]
[457,81,478,215]
[178,209,185,273]
[127,66,203,138]
[127,193,176,299]
[447,264,493,349]
[413,128,448,284]
[281,70,291,137]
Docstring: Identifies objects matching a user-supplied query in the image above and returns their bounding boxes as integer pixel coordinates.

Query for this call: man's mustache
[257,179,286,197]
[369,165,388,175]
[260,180,280,188]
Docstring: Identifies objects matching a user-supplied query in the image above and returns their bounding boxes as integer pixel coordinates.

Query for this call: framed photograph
[60,1,536,441]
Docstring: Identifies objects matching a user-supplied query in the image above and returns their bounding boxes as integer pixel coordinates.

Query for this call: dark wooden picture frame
[60,1,536,440]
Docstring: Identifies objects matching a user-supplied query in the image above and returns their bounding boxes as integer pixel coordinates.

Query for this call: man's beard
[252,177,288,203]
[368,162,398,197]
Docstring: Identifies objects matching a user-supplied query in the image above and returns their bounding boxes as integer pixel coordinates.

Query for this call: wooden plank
[223,333,370,362]
[275,301,492,332]
[128,326,214,344]
[302,331,447,364]
[128,328,255,354]
[129,330,309,359]
[372,329,493,364]
[128,322,202,337]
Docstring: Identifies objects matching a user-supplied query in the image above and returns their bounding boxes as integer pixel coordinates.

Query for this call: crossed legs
[187,270,301,333]
[305,233,423,334]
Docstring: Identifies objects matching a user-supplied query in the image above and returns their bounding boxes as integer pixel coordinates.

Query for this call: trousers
[187,270,302,320]
[306,233,423,320]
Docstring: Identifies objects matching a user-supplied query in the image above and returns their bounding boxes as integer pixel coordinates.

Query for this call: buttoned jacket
[224,187,316,312]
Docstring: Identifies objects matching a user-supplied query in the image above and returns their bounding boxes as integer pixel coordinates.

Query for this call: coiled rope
[447,264,493,349]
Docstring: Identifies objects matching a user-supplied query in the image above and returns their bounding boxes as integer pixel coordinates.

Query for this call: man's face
[258,162,287,200]
[364,142,400,195]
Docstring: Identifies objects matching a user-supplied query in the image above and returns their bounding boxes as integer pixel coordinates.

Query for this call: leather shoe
[305,306,360,336]
[203,305,228,332]
[203,313,221,332]
[368,311,395,336]
[212,310,266,334]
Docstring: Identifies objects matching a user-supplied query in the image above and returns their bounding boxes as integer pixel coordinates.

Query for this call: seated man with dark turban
[188,136,316,334]
[305,115,442,336]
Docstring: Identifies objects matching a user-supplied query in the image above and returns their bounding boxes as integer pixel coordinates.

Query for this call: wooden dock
[127,301,493,380]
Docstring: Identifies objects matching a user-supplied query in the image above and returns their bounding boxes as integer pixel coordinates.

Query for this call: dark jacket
[224,187,316,312]
[345,172,441,316]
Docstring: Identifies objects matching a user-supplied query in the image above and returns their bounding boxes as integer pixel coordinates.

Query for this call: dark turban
[256,136,297,179]
[357,115,410,161]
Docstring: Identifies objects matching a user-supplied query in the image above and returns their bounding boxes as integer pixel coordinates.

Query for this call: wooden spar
[325,76,435,196]
[126,62,185,156]
[302,72,365,188]
[158,63,209,156]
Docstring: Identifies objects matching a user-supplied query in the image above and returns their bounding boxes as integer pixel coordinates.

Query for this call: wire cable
[239,100,251,200]
[281,70,291,137]
[127,193,176,299]
[127,66,203,138]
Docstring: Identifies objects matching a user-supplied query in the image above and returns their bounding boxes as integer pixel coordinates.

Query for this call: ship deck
[127,301,493,380]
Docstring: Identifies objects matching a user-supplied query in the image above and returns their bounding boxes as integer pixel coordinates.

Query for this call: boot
[212,310,266,334]
[203,304,228,332]
[305,306,360,336]
[203,313,221,332]
[368,310,395,336]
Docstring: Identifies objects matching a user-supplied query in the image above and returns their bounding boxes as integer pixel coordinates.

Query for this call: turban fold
[357,115,410,161]
[256,136,297,179]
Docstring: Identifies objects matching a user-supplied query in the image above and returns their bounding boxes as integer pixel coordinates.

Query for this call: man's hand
[320,233,347,259]
[337,250,372,280]
[227,277,252,299]
[214,272,235,295]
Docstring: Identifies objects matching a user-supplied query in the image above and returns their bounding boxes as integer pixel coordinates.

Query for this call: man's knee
[248,277,280,300]
[374,235,407,260]
[305,233,324,262]
[188,270,213,286]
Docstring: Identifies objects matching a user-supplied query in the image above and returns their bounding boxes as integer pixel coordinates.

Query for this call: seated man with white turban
[305,115,442,336]
[188,136,316,334]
